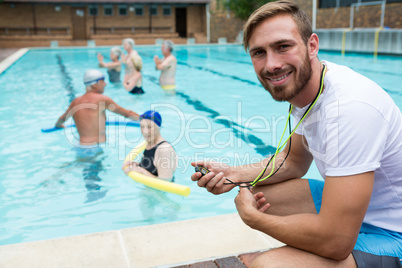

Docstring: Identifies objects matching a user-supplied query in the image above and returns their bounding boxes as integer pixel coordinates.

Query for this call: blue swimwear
[309,179,402,267]
[74,145,103,159]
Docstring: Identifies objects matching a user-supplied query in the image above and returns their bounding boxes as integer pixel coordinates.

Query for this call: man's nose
[264,52,283,74]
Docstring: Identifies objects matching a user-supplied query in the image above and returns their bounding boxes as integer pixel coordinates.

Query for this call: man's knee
[250,249,286,268]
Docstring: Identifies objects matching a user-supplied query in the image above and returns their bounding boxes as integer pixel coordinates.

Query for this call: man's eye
[252,50,264,57]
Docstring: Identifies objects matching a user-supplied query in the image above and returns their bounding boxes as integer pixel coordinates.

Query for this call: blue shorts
[308,179,402,267]
[74,145,103,160]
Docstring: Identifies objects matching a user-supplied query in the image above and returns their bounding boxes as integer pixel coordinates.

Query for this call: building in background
[0,0,210,47]
[0,0,401,48]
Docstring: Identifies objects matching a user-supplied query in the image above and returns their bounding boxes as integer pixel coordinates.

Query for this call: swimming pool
[0,45,401,246]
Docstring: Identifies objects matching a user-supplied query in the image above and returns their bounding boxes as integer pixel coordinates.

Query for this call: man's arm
[236,133,314,185]
[55,100,76,128]
[236,171,374,260]
[192,133,314,194]
[104,96,140,121]
[154,56,172,70]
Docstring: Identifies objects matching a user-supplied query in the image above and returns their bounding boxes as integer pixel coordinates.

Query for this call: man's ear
[308,33,319,59]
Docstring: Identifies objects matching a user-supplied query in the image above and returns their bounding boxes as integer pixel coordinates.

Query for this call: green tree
[225,0,273,20]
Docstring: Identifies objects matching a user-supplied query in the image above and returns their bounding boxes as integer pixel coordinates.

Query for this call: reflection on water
[40,148,108,203]
[138,187,181,225]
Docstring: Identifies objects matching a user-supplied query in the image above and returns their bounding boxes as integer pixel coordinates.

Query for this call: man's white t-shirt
[292,60,402,232]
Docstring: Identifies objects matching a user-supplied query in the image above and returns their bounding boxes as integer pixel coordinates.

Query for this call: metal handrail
[350,0,386,29]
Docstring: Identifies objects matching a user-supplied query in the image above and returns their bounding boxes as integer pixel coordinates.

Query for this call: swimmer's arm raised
[153,55,162,66]
[101,61,121,68]
[154,56,171,70]
[104,96,140,121]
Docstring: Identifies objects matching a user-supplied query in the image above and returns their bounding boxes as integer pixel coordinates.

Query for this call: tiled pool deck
[0,213,283,268]
[0,49,283,267]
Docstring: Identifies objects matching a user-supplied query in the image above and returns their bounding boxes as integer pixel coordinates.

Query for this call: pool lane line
[175,50,253,66]
[176,61,261,87]
[56,54,76,103]
[350,67,400,78]
[140,51,260,87]
[143,73,276,156]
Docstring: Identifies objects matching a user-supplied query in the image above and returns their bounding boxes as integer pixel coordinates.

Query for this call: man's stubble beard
[258,52,312,102]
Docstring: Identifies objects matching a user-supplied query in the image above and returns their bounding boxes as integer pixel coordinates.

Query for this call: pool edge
[0,213,284,268]
[0,48,29,75]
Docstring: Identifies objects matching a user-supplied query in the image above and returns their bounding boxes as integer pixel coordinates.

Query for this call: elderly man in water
[55,69,139,158]
[153,40,177,91]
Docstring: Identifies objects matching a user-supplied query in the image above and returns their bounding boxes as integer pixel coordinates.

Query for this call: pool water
[0,45,401,246]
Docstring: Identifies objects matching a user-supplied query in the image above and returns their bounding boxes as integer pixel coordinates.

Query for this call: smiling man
[190,1,402,267]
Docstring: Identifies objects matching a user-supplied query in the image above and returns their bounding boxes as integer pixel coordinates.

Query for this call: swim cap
[140,110,162,127]
[83,69,105,86]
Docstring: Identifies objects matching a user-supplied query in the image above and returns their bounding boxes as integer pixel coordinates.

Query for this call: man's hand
[190,161,236,195]
[235,187,271,227]
[153,55,162,67]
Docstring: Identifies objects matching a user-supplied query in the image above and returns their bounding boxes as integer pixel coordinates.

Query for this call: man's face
[94,79,106,93]
[161,44,169,55]
[248,14,312,102]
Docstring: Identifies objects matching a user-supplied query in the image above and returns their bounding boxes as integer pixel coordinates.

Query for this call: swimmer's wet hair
[163,40,174,52]
[122,38,135,48]
[111,46,122,57]
[243,0,312,51]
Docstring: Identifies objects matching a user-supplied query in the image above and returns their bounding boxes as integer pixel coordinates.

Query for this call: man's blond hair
[243,0,312,51]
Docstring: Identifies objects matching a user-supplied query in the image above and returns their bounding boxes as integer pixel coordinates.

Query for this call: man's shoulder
[78,92,111,103]
[170,55,177,62]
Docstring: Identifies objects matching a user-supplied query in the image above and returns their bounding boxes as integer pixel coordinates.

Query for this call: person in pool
[121,38,141,85]
[153,40,177,91]
[124,54,144,94]
[122,110,177,182]
[97,46,122,83]
[55,69,140,147]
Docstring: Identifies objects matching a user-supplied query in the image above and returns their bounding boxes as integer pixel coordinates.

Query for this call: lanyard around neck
[250,64,327,187]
